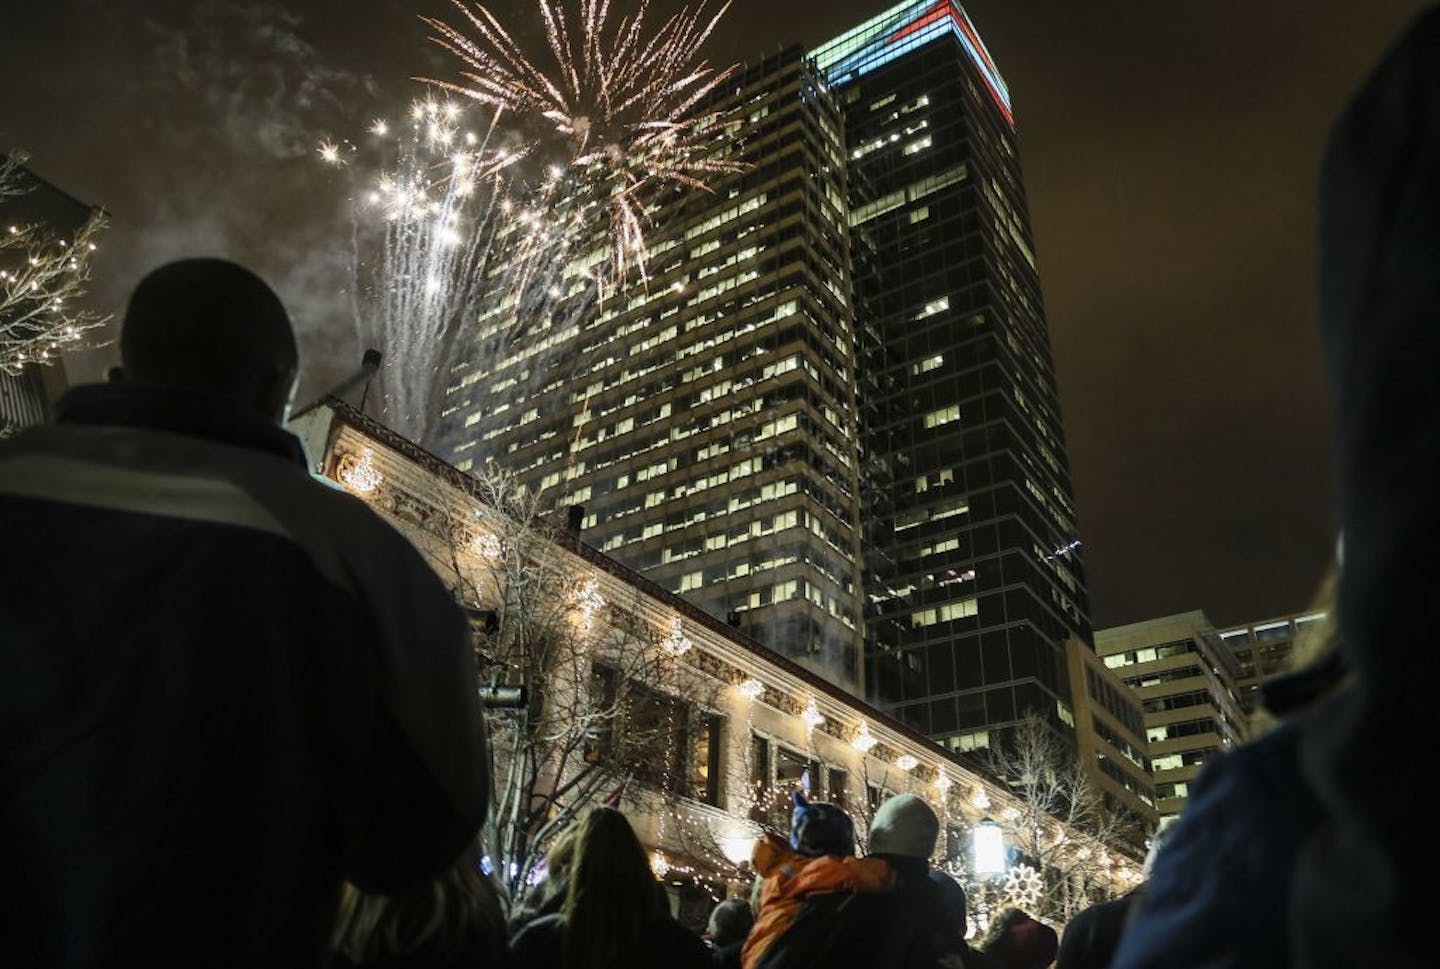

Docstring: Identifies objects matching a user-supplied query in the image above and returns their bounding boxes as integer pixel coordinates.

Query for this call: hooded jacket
[742,836,896,969]
[1294,8,1440,968]
[0,385,489,968]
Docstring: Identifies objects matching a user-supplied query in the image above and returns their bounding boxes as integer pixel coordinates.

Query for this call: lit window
[903,136,932,156]
[914,296,950,320]
[923,405,960,429]
[909,206,930,224]
[912,598,978,627]
[911,354,943,376]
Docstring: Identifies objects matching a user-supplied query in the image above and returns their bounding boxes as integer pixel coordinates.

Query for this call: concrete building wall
[1095,611,1246,819]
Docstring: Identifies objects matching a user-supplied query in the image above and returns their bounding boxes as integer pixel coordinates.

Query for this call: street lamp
[972,817,1006,876]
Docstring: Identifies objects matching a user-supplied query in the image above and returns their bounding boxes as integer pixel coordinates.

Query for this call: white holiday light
[801,696,825,732]
[895,754,919,771]
[572,577,606,630]
[660,617,692,657]
[736,678,764,700]
[851,720,878,753]
[339,448,383,494]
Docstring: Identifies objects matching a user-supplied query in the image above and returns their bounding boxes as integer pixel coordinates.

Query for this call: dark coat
[1295,8,1440,968]
[0,385,489,969]
[508,912,712,969]
[1111,724,1323,969]
[1057,889,1142,969]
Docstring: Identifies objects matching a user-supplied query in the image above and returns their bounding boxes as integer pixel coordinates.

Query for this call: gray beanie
[868,794,939,859]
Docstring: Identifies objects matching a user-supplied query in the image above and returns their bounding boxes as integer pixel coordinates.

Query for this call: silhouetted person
[332,842,508,969]
[1057,821,1178,969]
[1288,9,1440,968]
[0,259,489,968]
[508,807,710,969]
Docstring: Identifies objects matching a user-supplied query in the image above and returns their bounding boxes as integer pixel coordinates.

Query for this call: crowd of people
[2,7,1437,968]
[322,792,1061,969]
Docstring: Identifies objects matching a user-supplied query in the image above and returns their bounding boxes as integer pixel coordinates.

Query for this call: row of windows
[1084,666,1145,738]
[1146,718,1222,744]
[1102,639,1195,669]
[1142,690,1216,715]
[1094,753,1155,808]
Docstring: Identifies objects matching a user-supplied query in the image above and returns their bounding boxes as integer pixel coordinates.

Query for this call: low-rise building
[292,399,1143,924]
[1095,612,1246,820]
[1062,638,1158,834]
[1219,611,1327,714]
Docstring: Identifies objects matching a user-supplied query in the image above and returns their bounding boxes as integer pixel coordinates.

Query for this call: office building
[1219,610,1328,714]
[438,49,868,688]
[1062,638,1157,831]
[814,1,1091,741]
[438,1,1093,733]
[1096,611,1247,819]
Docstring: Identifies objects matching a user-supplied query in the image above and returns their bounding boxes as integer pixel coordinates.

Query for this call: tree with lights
[445,462,720,901]
[979,713,1141,923]
[0,152,109,379]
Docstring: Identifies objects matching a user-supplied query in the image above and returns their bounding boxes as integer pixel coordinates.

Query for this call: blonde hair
[332,846,506,966]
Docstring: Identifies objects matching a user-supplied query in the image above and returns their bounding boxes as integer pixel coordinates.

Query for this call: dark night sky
[1,0,1429,627]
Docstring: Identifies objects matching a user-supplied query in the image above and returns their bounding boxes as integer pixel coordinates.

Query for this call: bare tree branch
[1,153,111,374]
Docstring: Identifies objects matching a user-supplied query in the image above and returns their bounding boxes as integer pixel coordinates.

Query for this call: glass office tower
[816,1,1092,743]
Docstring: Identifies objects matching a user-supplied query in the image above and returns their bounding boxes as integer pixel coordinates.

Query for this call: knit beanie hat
[790,792,856,857]
[867,794,939,860]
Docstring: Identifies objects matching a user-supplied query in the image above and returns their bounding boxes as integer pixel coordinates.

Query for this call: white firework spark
[320,99,566,442]
[418,0,746,293]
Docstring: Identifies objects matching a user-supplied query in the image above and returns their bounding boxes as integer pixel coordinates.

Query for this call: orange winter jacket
[741,837,897,969]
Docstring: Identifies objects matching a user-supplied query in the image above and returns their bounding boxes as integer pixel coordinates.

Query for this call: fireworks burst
[418,0,746,294]
[319,99,569,442]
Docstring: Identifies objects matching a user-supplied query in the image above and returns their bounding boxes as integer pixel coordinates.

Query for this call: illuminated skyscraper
[815,1,1092,744]
[438,3,1091,726]
[438,50,868,688]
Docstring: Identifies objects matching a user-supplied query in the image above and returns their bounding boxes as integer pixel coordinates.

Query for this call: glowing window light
[852,720,879,753]
[339,448,383,494]
[972,818,1006,875]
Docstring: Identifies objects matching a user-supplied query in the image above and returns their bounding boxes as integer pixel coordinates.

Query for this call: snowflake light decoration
[660,617,692,657]
[895,754,919,772]
[472,531,504,561]
[736,678,764,700]
[1003,863,1043,908]
[339,447,383,494]
[851,720,878,753]
[801,696,825,732]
